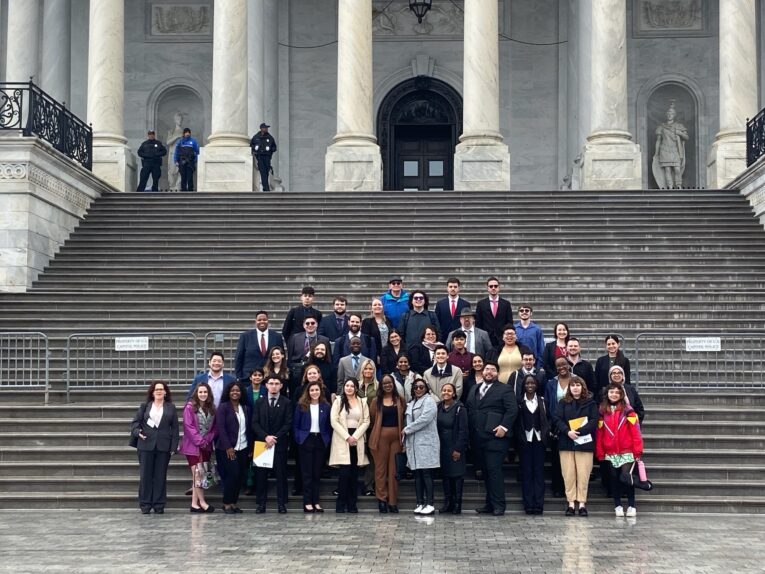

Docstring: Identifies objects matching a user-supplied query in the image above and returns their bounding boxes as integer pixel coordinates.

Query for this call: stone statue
[652,100,689,189]
[166,112,185,191]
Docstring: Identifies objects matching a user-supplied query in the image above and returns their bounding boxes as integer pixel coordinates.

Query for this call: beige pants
[559,450,593,504]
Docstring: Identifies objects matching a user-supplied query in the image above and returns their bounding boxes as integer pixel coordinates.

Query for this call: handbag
[194,460,219,490]
[619,460,653,491]
[394,451,409,481]
[128,403,147,448]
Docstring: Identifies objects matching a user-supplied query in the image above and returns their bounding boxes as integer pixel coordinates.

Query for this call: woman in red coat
[596,383,644,518]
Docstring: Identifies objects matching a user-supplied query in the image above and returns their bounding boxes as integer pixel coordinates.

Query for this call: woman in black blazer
[361,298,393,366]
[130,380,179,514]
[380,329,406,376]
[594,334,631,399]
[216,381,252,514]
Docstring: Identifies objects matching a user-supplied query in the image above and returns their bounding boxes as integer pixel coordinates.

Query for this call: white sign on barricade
[115,336,150,351]
[685,337,721,352]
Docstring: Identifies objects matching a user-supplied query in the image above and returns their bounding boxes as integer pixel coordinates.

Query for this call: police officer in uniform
[173,128,200,192]
[136,130,167,192]
[250,122,277,192]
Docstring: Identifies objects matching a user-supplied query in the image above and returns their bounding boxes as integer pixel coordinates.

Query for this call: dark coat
[215,400,254,451]
[437,401,469,477]
[136,138,167,166]
[466,380,518,450]
[185,372,241,404]
[407,343,434,375]
[318,313,349,341]
[398,309,441,347]
[361,316,392,363]
[553,397,598,452]
[234,328,285,381]
[474,296,514,348]
[251,394,293,454]
[332,333,374,368]
[570,359,596,396]
[515,393,550,446]
[130,401,179,452]
[281,305,322,342]
[594,352,632,397]
[250,132,277,156]
[508,367,548,403]
[286,332,330,366]
[292,401,332,446]
[380,344,406,375]
[541,341,566,378]
[434,297,471,342]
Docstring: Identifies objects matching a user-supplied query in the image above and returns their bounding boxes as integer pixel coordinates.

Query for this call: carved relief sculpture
[653,100,689,189]
[152,5,211,36]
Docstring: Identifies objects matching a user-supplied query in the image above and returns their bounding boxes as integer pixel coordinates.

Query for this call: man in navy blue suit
[186,351,239,407]
[434,277,471,343]
[318,296,349,342]
[235,310,285,382]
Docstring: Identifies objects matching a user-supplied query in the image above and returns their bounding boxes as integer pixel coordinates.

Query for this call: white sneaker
[420,505,435,515]
[614,506,624,517]
[626,506,637,517]
[413,505,423,514]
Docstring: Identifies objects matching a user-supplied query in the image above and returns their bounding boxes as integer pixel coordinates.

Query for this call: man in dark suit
[282,286,323,342]
[318,296,349,342]
[507,350,548,402]
[286,316,330,396]
[332,313,373,366]
[434,277,471,343]
[475,276,514,348]
[234,310,285,381]
[466,361,518,516]
[252,375,293,513]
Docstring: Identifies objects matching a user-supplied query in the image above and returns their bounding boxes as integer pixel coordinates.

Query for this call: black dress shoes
[388,505,399,513]
[565,506,576,516]
[223,507,236,515]
[475,506,493,514]
[255,505,266,514]
[140,506,151,515]
[378,500,388,513]
[153,507,164,514]
[278,505,287,514]
[348,506,359,514]
[492,510,505,516]
[190,506,204,513]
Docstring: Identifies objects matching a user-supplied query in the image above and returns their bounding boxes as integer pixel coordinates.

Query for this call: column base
[453,142,510,191]
[579,140,642,190]
[707,132,747,189]
[197,145,254,192]
[325,143,382,192]
[92,142,136,192]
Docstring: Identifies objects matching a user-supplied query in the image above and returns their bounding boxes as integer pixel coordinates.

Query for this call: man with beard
[332,313,372,366]
[318,296,349,342]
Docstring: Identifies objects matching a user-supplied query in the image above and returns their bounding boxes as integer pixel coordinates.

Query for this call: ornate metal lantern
[409,0,433,24]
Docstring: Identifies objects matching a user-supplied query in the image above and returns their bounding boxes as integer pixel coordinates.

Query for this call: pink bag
[637,459,648,482]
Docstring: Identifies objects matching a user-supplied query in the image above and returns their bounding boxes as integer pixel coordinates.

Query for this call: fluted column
[578,0,641,189]
[454,0,510,191]
[325,0,382,191]
[87,0,135,191]
[198,0,252,191]
[5,0,41,82]
[247,0,265,136]
[707,0,757,188]
[41,0,71,104]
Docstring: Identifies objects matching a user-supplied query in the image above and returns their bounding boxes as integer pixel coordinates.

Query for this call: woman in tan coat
[368,374,406,514]
[329,377,370,513]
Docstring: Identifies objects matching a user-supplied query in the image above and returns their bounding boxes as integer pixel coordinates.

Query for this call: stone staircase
[0,189,764,512]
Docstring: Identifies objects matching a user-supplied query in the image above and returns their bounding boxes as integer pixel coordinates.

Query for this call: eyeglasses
[390,280,402,285]
[304,321,317,325]
[413,296,425,300]
[487,284,499,289]
[413,385,426,390]
[519,308,531,313]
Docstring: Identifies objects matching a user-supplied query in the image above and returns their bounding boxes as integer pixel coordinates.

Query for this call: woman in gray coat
[403,377,440,515]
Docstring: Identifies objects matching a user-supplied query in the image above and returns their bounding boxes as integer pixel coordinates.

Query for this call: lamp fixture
[409,0,433,24]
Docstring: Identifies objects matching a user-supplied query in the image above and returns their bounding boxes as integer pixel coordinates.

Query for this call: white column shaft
[6,0,41,82]
[87,0,124,142]
[719,0,757,134]
[263,0,279,130]
[335,0,374,141]
[461,0,501,141]
[247,0,265,136]
[210,0,248,142]
[588,0,629,139]
[42,0,71,104]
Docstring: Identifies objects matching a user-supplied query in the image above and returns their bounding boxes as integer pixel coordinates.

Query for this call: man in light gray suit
[445,308,493,358]
[335,337,370,394]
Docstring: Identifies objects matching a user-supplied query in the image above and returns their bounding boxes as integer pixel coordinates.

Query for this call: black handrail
[747,107,765,168]
[0,81,92,171]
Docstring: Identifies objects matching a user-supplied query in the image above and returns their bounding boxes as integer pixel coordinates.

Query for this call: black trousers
[137,449,171,510]
[137,163,161,191]
[476,442,507,512]
[414,469,434,506]
[299,434,326,505]
[519,438,546,511]
[548,441,565,495]
[256,155,271,191]
[179,163,195,191]
[336,437,359,511]
[608,461,636,508]
[255,449,288,507]
[220,448,249,505]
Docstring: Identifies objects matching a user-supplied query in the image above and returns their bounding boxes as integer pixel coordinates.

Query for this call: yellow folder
[568,416,588,431]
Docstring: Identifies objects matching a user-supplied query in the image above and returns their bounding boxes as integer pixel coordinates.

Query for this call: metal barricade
[66,331,199,400]
[203,330,244,375]
[0,331,50,403]
[634,332,765,389]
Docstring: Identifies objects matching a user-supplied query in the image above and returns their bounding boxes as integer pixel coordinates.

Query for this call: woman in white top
[293,379,331,513]
[329,377,370,513]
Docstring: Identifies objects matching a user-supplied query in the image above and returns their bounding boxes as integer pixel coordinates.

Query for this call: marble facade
[0,0,763,192]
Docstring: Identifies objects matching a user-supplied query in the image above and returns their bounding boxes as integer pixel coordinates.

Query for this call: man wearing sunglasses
[475,277,514,348]
[286,316,329,397]
[380,277,410,329]
[514,304,545,369]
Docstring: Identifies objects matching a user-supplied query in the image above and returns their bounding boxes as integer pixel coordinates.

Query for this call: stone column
[454,0,510,191]
[87,0,135,191]
[5,0,40,82]
[325,0,382,191]
[247,0,265,136]
[198,0,252,191]
[707,0,757,188]
[41,0,71,104]
[578,0,641,190]
[262,0,282,190]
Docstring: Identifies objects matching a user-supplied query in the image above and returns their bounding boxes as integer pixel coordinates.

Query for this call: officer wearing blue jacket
[173,128,200,192]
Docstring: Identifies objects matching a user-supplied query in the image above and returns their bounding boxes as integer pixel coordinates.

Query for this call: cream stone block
[91,144,137,192]
[707,135,747,190]
[325,144,382,192]
[197,145,254,192]
[579,141,642,190]
[453,143,510,191]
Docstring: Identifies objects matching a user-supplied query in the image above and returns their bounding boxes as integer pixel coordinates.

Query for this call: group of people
[130,276,646,518]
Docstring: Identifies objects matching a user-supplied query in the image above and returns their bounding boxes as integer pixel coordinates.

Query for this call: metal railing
[747,107,765,167]
[634,332,765,389]
[202,331,243,374]
[0,332,50,403]
[0,81,92,170]
[66,331,198,400]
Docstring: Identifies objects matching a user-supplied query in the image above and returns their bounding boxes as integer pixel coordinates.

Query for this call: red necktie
[450,300,456,318]
[260,333,267,355]
[491,300,497,317]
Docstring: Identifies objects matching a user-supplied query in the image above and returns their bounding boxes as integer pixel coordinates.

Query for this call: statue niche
[652,100,689,189]
[647,84,697,189]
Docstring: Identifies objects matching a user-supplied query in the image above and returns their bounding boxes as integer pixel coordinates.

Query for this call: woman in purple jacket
[178,382,217,513]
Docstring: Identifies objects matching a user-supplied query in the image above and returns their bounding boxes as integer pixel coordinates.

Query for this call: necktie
[491,299,498,317]
[439,369,444,377]
[467,330,473,353]
[336,316,343,332]
[352,355,359,371]
[270,397,276,408]
[480,383,489,399]
[260,333,267,355]
[450,299,456,318]
[304,336,311,354]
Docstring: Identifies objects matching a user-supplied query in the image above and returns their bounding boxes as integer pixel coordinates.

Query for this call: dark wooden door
[394,125,452,190]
